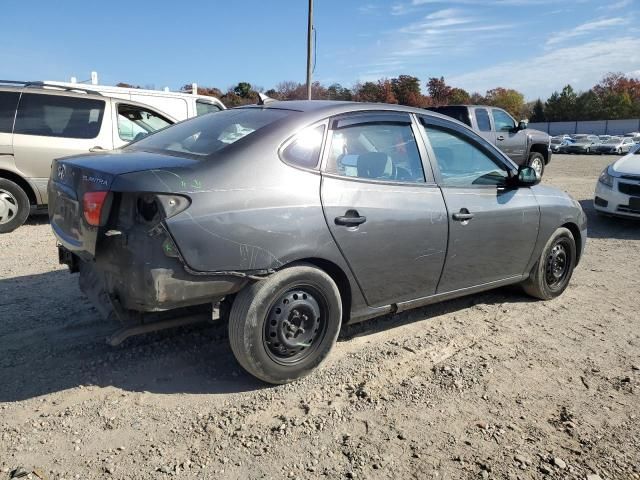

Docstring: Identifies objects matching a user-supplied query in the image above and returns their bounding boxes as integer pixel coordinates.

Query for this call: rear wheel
[528,152,545,177]
[0,179,30,234]
[228,264,342,384]
[522,227,576,300]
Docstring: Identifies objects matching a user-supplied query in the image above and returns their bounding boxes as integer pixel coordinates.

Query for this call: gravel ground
[1,154,639,480]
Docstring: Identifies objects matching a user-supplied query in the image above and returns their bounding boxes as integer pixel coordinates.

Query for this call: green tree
[544,85,577,121]
[575,91,602,121]
[448,87,471,105]
[233,82,253,98]
[484,87,525,118]
[529,99,545,122]
[391,75,421,106]
[327,83,353,100]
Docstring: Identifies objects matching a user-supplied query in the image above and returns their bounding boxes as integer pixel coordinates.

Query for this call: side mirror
[518,120,528,131]
[517,166,540,186]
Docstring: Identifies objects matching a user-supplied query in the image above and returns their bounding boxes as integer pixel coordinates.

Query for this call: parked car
[623,132,640,143]
[565,135,599,154]
[48,100,587,384]
[0,81,179,232]
[426,105,552,177]
[550,136,574,153]
[594,144,640,217]
[44,80,225,120]
[593,136,635,155]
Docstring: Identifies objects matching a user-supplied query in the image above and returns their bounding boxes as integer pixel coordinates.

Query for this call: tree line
[118,71,640,122]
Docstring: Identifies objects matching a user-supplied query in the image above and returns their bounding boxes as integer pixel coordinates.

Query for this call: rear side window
[117,104,172,142]
[196,101,222,116]
[129,108,291,157]
[325,122,425,183]
[429,107,471,126]
[14,93,105,139]
[475,108,492,132]
[0,91,20,133]
[280,125,325,169]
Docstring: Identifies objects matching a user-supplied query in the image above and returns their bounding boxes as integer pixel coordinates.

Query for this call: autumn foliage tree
[153,71,640,121]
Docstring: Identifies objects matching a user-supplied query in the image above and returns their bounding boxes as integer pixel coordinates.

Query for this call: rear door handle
[89,146,106,152]
[497,135,505,141]
[335,210,367,227]
[452,209,474,222]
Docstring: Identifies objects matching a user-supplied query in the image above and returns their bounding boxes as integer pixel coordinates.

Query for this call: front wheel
[522,227,576,300]
[0,178,30,234]
[528,152,545,178]
[228,264,342,384]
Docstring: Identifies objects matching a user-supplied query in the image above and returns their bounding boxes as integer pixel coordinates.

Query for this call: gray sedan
[48,100,587,384]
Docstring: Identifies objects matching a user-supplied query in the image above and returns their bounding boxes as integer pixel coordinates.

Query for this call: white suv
[0,81,218,232]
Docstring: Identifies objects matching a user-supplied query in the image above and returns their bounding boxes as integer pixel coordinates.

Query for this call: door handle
[452,209,474,222]
[497,135,505,141]
[335,210,366,227]
[89,146,106,152]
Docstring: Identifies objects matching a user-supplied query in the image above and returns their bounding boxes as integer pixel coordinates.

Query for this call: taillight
[83,191,108,226]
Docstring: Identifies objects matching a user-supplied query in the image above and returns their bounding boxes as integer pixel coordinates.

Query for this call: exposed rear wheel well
[562,222,582,264]
[529,144,550,164]
[280,258,352,324]
[0,170,37,205]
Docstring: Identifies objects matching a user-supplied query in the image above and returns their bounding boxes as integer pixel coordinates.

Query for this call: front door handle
[452,209,474,222]
[89,146,106,152]
[335,210,367,227]
[497,135,505,141]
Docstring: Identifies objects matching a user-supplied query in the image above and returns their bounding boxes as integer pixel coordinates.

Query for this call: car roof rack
[0,79,102,95]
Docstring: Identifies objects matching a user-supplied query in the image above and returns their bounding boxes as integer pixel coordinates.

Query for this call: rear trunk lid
[48,150,198,257]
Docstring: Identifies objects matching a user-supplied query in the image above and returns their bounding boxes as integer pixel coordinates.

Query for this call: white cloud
[448,37,640,99]
[600,0,633,9]
[546,17,630,45]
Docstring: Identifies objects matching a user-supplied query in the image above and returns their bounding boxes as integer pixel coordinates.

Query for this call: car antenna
[257,92,276,106]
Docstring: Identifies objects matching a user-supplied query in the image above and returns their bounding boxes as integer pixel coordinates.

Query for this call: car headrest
[357,152,389,179]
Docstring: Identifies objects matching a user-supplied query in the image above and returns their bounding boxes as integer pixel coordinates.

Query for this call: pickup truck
[428,105,552,176]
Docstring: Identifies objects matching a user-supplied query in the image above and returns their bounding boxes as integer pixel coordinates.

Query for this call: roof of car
[238,99,455,120]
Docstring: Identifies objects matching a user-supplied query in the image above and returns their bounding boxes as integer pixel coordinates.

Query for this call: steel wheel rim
[263,286,328,365]
[545,240,570,289]
[531,158,543,176]
[0,189,18,225]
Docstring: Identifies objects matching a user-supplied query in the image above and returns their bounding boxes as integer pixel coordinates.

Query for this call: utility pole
[306,0,313,100]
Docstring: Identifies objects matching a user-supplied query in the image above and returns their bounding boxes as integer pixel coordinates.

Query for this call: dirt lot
[1,154,639,480]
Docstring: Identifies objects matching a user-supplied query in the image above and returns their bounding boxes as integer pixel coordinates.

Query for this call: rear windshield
[428,107,471,126]
[127,108,291,156]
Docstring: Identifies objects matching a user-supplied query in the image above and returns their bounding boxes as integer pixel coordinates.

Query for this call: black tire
[228,264,342,384]
[0,178,30,234]
[522,227,576,300]
[528,152,545,177]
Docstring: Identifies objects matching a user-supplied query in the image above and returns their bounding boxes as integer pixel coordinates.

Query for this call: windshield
[605,138,622,144]
[127,108,292,156]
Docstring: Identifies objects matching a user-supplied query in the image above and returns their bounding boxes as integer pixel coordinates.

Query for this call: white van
[44,81,225,121]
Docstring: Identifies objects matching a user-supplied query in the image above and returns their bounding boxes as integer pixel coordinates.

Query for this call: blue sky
[1,0,639,100]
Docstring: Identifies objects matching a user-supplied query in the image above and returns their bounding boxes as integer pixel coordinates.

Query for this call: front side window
[0,91,20,133]
[325,122,425,183]
[423,124,509,187]
[196,101,222,116]
[128,108,291,157]
[118,104,172,142]
[14,93,104,139]
[492,109,515,132]
[475,108,492,132]
[280,125,325,169]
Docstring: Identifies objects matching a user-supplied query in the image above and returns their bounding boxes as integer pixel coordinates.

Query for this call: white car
[594,144,640,218]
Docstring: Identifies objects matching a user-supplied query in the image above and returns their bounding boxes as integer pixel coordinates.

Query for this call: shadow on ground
[0,268,537,402]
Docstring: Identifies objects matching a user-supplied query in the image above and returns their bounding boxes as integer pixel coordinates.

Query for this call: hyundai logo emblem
[57,164,66,180]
